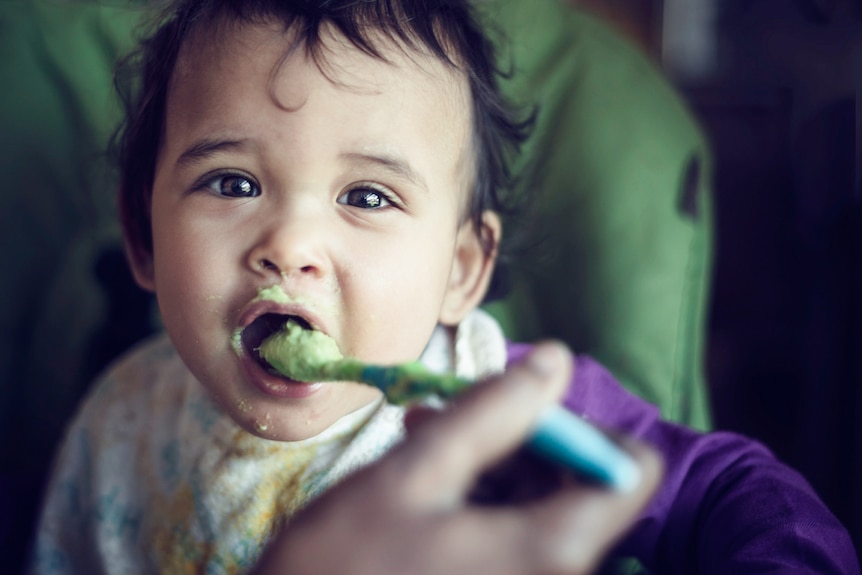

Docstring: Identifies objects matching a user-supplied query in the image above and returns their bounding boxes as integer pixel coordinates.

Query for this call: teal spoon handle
[528,405,641,492]
[357,364,470,404]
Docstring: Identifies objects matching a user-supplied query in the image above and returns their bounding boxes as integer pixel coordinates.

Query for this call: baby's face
[135,19,496,440]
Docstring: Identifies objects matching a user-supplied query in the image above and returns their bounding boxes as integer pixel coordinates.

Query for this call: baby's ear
[125,240,156,293]
[439,211,501,326]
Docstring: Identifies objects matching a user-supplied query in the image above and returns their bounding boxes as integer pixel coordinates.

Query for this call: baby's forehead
[172,14,472,132]
[175,13,468,92]
[164,14,477,198]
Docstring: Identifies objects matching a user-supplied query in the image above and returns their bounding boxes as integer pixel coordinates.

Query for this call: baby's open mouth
[241,313,312,374]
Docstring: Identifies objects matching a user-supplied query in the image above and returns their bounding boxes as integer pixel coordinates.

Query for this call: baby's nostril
[259,259,279,271]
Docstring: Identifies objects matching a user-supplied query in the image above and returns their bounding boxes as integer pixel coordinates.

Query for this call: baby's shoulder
[36,334,205,572]
[72,332,198,442]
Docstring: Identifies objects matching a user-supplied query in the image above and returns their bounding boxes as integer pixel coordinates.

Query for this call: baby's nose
[246,208,332,280]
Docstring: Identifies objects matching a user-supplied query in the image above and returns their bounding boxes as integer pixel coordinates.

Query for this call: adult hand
[253,342,662,575]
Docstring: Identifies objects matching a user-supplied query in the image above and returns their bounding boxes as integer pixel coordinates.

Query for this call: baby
[30,0,859,573]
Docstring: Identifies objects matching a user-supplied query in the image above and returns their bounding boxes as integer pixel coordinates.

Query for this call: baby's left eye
[215,175,259,198]
[196,171,261,198]
[337,187,392,209]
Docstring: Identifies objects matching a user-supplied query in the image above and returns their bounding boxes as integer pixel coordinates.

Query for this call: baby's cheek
[343,282,439,362]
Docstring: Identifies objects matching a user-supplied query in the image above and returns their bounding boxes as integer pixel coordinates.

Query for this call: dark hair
[113,0,532,300]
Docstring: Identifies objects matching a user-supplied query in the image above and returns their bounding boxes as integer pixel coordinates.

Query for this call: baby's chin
[224,386,384,443]
[229,408,339,442]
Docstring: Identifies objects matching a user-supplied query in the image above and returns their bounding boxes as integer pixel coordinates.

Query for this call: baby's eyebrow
[340,151,428,193]
[176,138,248,167]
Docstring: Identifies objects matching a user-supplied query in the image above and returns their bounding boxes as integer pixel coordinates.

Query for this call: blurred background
[570,0,861,551]
[0,0,860,571]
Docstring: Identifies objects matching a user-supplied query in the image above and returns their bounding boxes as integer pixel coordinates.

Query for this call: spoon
[259,320,641,491]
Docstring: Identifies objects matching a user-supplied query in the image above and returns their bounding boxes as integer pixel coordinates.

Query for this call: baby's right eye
[200,173,260,198]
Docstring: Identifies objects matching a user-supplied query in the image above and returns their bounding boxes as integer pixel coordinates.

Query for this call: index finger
[521,440,663,574]
[448,440,662,575]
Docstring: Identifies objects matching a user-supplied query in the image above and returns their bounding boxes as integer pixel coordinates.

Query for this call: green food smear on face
[253,285,323,310]
[255,285,292,305]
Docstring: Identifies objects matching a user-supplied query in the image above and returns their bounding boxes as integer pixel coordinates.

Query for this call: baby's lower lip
[240,353,323,399]
[255,376,323,399]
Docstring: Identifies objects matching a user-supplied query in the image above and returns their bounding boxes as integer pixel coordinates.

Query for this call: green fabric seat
[0,0,713,569]
[480,0,714,431]
[0,0,146,472]
[0,3,149,569]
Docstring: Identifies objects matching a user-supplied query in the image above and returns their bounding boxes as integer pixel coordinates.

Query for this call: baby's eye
[202,173,260,198]
[337,186,392,209]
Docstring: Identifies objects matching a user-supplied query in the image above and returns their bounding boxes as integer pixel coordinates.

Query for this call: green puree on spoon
[258,319,469,405]
[258,319,357,382]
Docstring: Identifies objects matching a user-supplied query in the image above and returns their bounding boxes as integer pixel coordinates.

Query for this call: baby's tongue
[259,320,343,382]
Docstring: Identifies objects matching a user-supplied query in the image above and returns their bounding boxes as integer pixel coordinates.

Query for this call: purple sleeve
[507,344,861,574]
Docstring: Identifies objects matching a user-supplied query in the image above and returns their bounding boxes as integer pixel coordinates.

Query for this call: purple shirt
[508,344,861,574]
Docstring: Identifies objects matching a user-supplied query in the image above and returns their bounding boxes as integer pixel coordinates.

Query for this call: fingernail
[526,343,566,377]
